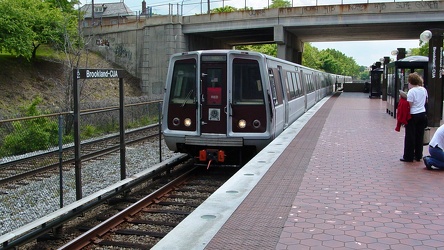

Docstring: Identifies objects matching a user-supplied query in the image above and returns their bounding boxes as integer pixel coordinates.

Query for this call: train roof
[170,49,351,78]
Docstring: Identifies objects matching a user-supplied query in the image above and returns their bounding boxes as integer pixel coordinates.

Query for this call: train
[161,50,352,167]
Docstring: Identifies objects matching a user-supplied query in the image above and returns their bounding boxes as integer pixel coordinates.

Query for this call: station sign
[76,69,126,79]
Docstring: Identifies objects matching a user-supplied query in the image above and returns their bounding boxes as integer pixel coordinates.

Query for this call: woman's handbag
[424,127,431,145]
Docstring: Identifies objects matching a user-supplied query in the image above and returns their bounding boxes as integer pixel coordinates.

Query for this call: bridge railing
[134,0,433,17]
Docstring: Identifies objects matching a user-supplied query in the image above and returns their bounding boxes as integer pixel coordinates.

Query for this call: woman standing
[400,73,428,162]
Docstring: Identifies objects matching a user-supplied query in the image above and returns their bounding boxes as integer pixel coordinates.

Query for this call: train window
[293,72,301,96]
[286,71,296,99]
[268,68,278,105]
[232,58,264,105]
[170,59,196,104]
[309,75,314,92]
[305,74,313,93]
[321,75,326,87]
[204,68,222,88]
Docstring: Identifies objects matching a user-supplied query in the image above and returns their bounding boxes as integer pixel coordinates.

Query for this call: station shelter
[386,56,428,118]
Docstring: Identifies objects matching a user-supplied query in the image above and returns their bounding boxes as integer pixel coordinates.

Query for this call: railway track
[22,163,237,249]
[0,124,160,187]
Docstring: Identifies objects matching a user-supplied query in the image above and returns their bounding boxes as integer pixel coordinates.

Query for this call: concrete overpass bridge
[83,1,444,99]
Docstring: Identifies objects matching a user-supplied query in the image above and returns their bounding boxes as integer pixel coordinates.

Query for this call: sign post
[421,30,444,127]
[73,68,127,200]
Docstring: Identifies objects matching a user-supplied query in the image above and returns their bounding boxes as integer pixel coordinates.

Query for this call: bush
[0,98,59,156]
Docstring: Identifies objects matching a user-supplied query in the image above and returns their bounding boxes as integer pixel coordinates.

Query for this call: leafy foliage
[302,43,321,69]
[409,41,429,57]
[211,6,237,13]
[238,43,362,78]
[269,0,292,8]
[0,0,78,60]
[236,44,278,57]
[0,98,61,157]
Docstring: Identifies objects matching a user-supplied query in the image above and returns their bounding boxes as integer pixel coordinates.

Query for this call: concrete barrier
[343,83,365,92]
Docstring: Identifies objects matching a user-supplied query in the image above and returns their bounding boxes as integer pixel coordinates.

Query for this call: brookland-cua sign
[77,69,126,79]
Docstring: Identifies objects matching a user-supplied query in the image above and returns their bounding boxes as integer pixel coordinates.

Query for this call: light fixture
[184,118,192,127]
[420,30,433,43]
[238,119,246,129]
[391,50,398,56]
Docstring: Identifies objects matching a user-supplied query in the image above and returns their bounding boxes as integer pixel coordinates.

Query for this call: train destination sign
[76,69,126,79]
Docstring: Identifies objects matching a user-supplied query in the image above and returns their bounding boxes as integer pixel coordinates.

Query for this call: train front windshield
[233,59,264,105]
[169,59,196,104]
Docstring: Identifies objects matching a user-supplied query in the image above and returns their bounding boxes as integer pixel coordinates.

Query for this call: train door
[314,73,320,102]
[277,66,289,129]
[200,57,227,134]
[268,67,285,135]
[300,70,308,112]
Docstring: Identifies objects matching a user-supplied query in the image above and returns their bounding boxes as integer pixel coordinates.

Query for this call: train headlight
[238,119,246,129]
[184,118,192,127]
[172,117,180,126]
[253,119,261,129]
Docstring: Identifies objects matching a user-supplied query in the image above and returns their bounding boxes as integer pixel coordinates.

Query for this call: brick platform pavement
[205,92,444,250]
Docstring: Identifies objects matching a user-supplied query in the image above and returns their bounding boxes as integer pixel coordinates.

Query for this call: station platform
[153,92,444,250]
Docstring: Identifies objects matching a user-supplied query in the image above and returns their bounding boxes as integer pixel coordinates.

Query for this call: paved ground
[205,92,444,250]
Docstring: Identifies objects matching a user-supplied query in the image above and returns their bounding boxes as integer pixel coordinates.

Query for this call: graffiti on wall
[114,44,132,60]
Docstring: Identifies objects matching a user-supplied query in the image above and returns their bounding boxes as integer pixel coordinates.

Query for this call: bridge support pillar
[274,25,302,64]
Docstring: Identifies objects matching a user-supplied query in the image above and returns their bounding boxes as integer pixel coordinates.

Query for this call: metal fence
[132,0,428,17]
[0,100,165,236]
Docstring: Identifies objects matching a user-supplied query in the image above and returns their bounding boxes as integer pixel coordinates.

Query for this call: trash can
[364,82,370,93]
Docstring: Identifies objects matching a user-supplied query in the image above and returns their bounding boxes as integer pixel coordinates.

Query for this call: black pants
[403,112,427,161]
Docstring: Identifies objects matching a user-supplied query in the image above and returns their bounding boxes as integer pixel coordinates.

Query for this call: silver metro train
[161,50,352,166]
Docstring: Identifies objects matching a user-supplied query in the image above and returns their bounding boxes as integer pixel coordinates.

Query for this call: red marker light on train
[218,150,225,162]
[199,150,207,161]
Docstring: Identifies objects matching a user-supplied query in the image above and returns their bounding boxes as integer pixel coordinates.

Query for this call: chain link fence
[0,99,165,236]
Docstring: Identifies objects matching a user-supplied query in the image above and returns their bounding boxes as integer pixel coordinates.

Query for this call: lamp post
[420,29,444,127]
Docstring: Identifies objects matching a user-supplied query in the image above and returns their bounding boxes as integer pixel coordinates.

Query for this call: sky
[79,0,422,67]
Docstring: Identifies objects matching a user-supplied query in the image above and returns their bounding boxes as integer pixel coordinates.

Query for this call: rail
[0,154,190,250]
[115,0,436,17]
[59,164,199,249]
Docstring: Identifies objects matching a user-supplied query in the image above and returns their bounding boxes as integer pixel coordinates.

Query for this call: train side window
[233,58,264,105]
[170,59,196,104]
[305,75,312,93]
[294,72,302,96]
[310,75,314,92]
[268,68,279,105]
[286,71,296,99]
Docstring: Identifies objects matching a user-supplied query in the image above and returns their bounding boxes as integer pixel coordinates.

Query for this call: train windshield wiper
[181,89,194,107]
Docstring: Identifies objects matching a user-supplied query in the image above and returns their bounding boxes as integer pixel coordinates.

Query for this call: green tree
[0,0,76,60]
[409,41,429,56]
[358,66,370,81]
[319,48,360,77]
[45,0,79,15]
[270,0,291,8]
[302,43,321,69]
[211,6,237,13]
[236,44,277,57]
